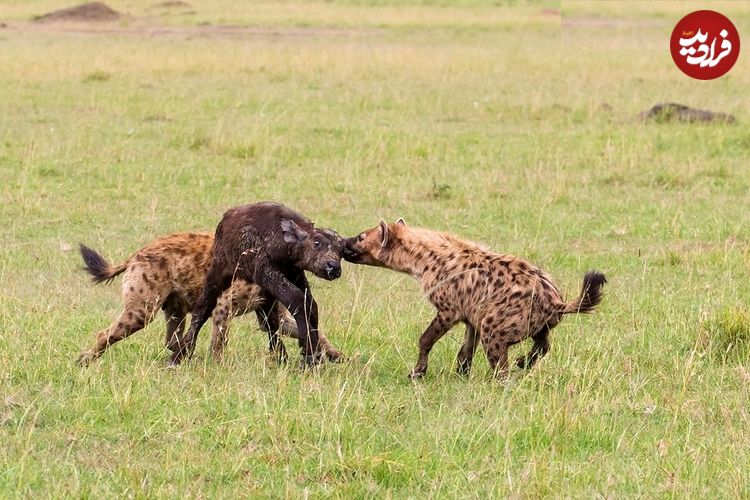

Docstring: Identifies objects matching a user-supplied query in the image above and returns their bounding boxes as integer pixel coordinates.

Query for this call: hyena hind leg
[455,324,479,376]
[78,306,155,366]
[516,325,552,369]
[479,317,516,379]
[163,294,189,353]
[79,266,169,366]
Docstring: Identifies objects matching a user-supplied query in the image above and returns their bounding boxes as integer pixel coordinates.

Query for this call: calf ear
[379,219,389,248]
[395,218,406,226]
[280,219,308,244]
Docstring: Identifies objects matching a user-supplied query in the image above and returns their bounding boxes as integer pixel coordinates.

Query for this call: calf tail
[560,271,607,314]
[79,244,128,284]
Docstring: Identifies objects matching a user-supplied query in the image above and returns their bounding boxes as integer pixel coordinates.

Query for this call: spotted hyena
[78,232,344,365]
[343,219,606,379]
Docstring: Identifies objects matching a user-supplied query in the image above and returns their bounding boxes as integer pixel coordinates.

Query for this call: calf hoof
[77,352,96,367]
[455,360,472,376]
[169,352,185,366]
[325,348,345,363]
[166,339,180,353]
[299,353,323,369]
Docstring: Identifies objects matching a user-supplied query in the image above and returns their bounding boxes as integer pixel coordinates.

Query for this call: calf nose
[326,260,342,279]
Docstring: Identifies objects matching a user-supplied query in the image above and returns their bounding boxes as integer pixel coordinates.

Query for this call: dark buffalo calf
[170,202,344,366]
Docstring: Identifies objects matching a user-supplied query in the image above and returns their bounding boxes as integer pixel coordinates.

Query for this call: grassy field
[1,0,749,496]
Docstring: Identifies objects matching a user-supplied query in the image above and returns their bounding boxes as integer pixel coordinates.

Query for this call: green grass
[1,0,750,496]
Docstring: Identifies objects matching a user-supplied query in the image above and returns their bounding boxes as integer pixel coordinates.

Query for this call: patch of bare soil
[562,15,665,29]
[33,2,121,23]
[12,21,379,42]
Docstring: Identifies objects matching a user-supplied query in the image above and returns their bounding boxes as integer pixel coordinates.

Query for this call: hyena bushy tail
[560,271,607,314]
[79,244,128,284]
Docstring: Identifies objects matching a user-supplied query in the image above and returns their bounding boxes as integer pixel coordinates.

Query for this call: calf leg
[255,267,320,365]
[253,289,287,363]
[170,266,232,365]
[410,311,457,379]
[455,323,479,376]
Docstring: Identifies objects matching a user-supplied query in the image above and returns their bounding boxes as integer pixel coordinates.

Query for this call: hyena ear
[395,218,406,226]
[379,219,389,248]
[280,219,308,244]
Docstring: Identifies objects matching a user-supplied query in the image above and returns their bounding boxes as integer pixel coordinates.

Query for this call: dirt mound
[640,103,736,124]
[34,2,121,23]
[156,0,191,7]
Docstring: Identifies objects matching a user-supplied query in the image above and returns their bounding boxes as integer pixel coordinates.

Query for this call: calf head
[343,218,405,267]
[280,219,344,280]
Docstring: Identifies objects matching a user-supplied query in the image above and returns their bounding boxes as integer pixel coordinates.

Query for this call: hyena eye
[313,239,321,248]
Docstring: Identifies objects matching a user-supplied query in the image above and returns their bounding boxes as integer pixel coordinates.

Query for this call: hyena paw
[408,370,425,380]
[515,356,529,369]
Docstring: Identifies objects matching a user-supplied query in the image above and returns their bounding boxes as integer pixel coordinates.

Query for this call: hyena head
[343,218,406,267]
[280,219,344,280]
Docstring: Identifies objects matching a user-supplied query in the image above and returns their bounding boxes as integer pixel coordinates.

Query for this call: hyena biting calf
[78,232,344,365]
[343,219,606,379]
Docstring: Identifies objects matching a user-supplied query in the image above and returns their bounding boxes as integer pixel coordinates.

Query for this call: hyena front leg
[210,291,233,361]
[210,281,263,361]
[456,323,479,376]
[410,312,457,380]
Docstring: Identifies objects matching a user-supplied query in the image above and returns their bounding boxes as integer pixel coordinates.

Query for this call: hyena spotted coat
[343,220,606,379]
[78,232,343,365]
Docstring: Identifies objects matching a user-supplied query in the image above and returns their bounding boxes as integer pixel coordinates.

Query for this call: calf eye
[358,234,365,241]
[313,239,321,248]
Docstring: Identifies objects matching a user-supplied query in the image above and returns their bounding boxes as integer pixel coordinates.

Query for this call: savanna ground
[1,0,749,496]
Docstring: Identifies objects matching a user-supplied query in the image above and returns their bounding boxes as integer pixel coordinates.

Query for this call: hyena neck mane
[384,226,486,278]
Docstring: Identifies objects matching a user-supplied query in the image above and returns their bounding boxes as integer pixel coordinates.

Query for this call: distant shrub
[83,71,111,83]
[429,180,451,200]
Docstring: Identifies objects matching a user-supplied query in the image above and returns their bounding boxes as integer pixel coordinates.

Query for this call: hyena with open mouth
[78,232,344,365]
[343,219,605,379]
